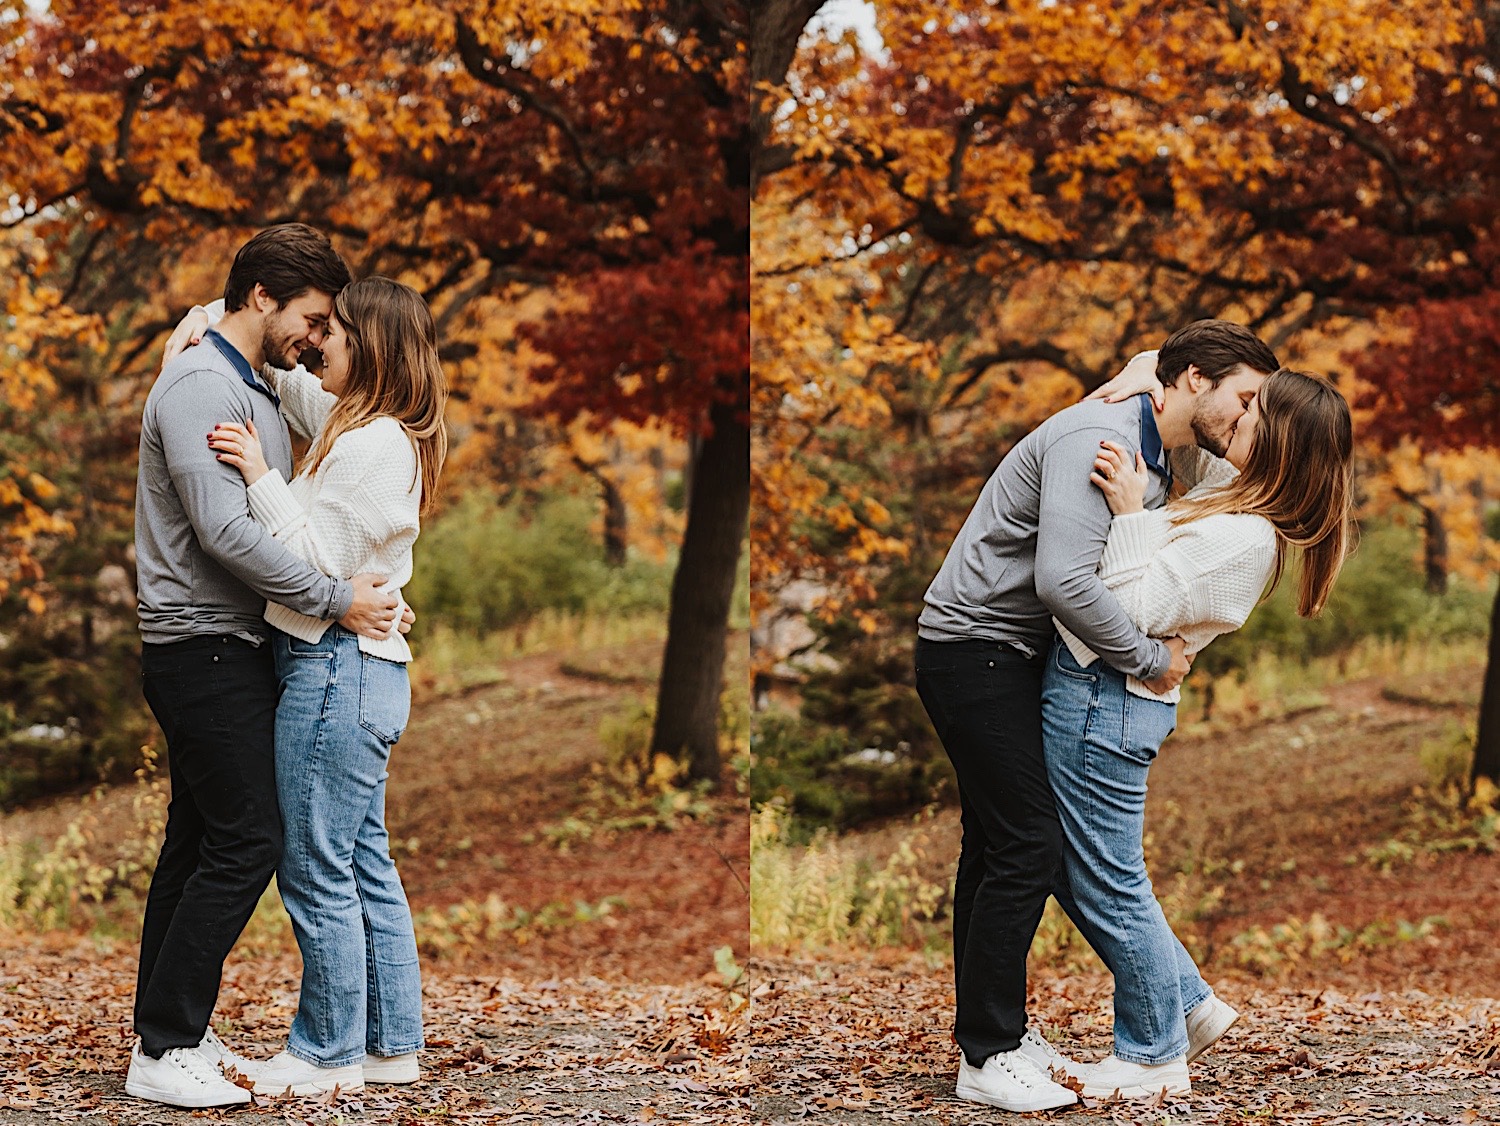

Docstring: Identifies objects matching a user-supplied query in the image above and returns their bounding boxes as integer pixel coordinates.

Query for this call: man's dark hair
[223,224,351,312]
[1157,320,1280,387]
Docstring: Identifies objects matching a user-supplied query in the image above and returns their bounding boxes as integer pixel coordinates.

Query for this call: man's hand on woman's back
[1142,635,1192,696]
[341,573,400,640]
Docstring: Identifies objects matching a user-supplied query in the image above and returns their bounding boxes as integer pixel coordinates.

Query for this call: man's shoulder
[149,345,242,407]
[1032,396,1140,448]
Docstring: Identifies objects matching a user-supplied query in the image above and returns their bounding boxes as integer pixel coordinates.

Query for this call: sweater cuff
[245,469,304,535]
[1100,511,1160,574]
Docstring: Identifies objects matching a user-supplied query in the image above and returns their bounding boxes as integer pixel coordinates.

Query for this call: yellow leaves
[1363,441,1500,584]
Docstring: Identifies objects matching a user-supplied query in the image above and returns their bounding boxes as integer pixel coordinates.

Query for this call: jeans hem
[368,1042,424,1056]
[286,1044,366,1068]
[1183,987,1214,1014]
[1113,1044,1188,1066]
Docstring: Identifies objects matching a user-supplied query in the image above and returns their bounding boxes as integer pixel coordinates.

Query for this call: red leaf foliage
[1354,291,1500,451]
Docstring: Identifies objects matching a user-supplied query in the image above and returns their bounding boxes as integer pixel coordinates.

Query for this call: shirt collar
[204,328,280,407]
[1138,393,1171,484]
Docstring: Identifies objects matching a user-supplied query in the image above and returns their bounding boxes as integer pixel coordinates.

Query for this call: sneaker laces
[1022,1028,1065,1066]
[200,1028,247,1069]
[992,1048,1051,1089]
[164,1046,229,1088]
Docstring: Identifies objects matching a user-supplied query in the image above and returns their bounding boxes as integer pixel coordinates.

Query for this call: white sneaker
[1186,994,1239,1062]
[1081,1053,1190,1099]
[956,1047,1079,1112]
[1018,1027,1086,1083]
[125,1041,252,1108]
[249,1050,364,1097]
[196,1027,254,1076]
[363,1051,420,1083]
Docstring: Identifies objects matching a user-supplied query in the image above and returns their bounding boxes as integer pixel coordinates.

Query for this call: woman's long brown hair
[303,276,448,513]
[1172,368,1353,617]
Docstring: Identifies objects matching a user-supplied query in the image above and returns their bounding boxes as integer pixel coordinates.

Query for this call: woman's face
[1224,391,1260,470]
[318,314,351,396]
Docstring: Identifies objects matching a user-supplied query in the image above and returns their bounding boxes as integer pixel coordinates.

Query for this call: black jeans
[915,636,1062,1067]
[135,635,281,1058]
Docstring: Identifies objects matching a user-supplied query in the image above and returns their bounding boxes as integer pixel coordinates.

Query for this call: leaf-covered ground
[0,637,752,1122]
[748,954,1500,1125]
[0,936,754,1124]
[746,657,1500,1123]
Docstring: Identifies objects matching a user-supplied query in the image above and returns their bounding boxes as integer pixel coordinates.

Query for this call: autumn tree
[752,1,1499,788]
[1356,293,1500,789]
[1,0,748,784]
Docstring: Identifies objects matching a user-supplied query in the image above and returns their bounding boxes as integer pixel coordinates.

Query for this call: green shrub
[404,489,675,634]
[0,624,154,808]
[750,711,945,831]
[1420,721,1477,792]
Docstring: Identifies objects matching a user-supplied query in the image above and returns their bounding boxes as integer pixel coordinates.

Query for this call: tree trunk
[749,0,828,189]
[1471,583,1500,790]
[572,456,629,567]
[1421,501,1449,595]
[602,476,627,568]
[650,395,750,785]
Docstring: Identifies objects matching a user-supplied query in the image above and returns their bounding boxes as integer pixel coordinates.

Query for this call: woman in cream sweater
[198,277,446,1096]
[1040,366,1352,1100]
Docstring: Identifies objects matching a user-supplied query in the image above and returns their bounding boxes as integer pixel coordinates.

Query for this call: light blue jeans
[1041,637,1211,1064]
[273,626,424,1066]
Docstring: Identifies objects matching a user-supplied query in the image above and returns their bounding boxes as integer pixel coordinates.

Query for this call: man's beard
[1191,412,1232,458]
[260,323,302,371]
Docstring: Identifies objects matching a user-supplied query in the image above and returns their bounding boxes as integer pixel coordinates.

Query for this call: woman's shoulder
[319,416,417,478]
[1171,508,1276,548]
[328,415,412,452]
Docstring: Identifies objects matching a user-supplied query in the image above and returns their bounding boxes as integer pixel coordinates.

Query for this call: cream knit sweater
[1055,447,1277,703]
[201,300,419,663]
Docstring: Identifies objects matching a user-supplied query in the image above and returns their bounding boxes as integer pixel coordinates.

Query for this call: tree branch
[454,16,599,197]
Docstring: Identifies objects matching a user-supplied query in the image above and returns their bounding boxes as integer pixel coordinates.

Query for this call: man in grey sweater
[915,320,1279,1112]
[127,225,406,1109]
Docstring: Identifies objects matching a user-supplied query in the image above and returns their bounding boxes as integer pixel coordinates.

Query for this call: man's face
[1191,364,1266,457]
[260,289,334,371]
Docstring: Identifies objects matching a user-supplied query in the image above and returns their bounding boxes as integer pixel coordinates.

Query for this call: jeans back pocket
[1052,640,1100,682]
[285,632,335,660]
[359,654,411,745]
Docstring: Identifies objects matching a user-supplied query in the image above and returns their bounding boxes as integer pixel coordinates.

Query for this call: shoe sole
[1186,1006,1239,1063]
[125,1078,251,1108]
[363,1054,420,1083]
[364,1068,419,1084]
[1081,1080,1191,1099]
[252,1076,365,1097]
[956,1080,1078,1112]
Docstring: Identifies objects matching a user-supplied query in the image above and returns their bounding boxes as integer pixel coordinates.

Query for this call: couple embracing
[917,321,1354,1110]
[125,224,447,1108]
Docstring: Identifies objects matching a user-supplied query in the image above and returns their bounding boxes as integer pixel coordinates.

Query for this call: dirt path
[748,954,1500,1125]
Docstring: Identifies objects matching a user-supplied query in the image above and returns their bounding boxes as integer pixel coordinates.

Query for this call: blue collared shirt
[204,328,281,408]
[1138,392,1172,490]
